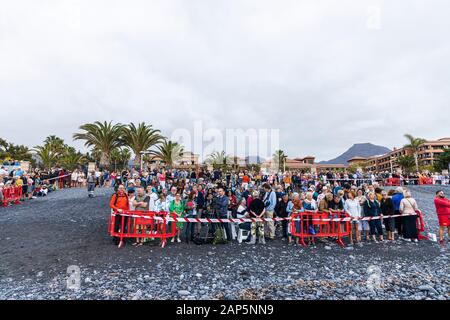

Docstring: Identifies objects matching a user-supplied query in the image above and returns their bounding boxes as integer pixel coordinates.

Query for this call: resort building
[351,137,450,172]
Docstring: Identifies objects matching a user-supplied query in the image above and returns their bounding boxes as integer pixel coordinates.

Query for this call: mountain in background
[319,143,391,165]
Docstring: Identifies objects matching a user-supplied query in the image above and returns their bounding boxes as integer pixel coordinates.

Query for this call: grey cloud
[0,0,449,161]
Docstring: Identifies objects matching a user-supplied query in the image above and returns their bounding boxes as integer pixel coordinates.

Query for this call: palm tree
[44,135,66,155]
[122,122,163,168]
[206,151,230,170]
[111,147,132,170]
[273,150,288,172]
[403,134,427,172]
[119,148,132,169]
[396,155,415,174]
[60,149,87,171]
[149,140,184,168]
[34,144,58,170]
[73,121,125,169]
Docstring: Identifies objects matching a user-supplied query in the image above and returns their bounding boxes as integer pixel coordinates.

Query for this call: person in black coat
[275,193,290,240]
[364,192,384,242]
[380,190,395,241]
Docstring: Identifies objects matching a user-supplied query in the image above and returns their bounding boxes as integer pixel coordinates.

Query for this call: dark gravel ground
[0,186,449,300]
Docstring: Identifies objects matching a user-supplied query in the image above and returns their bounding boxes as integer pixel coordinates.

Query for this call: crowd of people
[0,166,86,203]
[107,168,450,248]
[2,163,449,247]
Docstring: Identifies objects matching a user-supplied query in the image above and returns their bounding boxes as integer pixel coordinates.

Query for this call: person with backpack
[364,192,384,242]
[110,185,130,249]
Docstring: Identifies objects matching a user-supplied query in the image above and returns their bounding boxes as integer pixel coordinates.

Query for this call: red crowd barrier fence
[109,210,178,248]
[385,177,401,186]
[1,186,23,207]
[290,210,351,248]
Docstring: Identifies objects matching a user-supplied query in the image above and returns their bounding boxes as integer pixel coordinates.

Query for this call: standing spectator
[146,186,158,211]
[132,187,150,246]
[213,187,231,241]
[110,185,130,249]
[275,193,290,240]
[184,191,197,244]
[248,191,266,245]
[169,192,185,243]
[344,191,362,245]
[434,190,450,245]
[392,187,405,239]
[399,190,419,242]
[71,169,79,188]
[87,171,96,198]
[364,192,384,242]
[262,183,277,241]
[380,190,396,241]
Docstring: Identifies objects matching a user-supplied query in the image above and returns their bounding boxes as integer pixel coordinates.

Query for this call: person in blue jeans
[364,192,384,242]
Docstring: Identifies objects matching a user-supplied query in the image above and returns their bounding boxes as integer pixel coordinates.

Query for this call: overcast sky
[1,0,449,161]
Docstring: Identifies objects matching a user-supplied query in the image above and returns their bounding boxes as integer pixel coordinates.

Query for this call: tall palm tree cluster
[73,121,183,170]
[2,130,446,173]
[33,135,87,170]
[2,121,185,171]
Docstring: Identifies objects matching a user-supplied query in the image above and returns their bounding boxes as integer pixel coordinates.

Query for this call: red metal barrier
[418,177,433,185]
[109,210,178,248]
[1,186,23,207]
[290,210,351,247]
[386,178,401,186]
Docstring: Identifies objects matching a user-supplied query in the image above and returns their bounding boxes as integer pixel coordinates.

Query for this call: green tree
[60,148,87,171]
[0,138,8,159]
[273,150,288,172]
[403,134,427,172]
[206,151,230,170]
[4,144,33,162]
[434,149,450,172]
[396,155,416,174]
[34,144,58,170]
[44,135,66,155]
[73,121,125,169]
[111,147,132,171]
[150,140,184,168]
[122,123,163,169]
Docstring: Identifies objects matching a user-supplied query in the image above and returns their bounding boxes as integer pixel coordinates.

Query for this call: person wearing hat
[126,179,136,194]
[392,187,405,239]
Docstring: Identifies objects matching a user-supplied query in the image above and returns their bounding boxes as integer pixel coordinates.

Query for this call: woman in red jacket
[110,185,130,248]
[434,190,450,245]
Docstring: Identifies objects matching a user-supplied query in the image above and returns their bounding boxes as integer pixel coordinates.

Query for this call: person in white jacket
[344,191,362,245]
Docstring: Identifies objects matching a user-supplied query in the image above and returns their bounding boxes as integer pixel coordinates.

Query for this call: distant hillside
[319,143,391,165]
